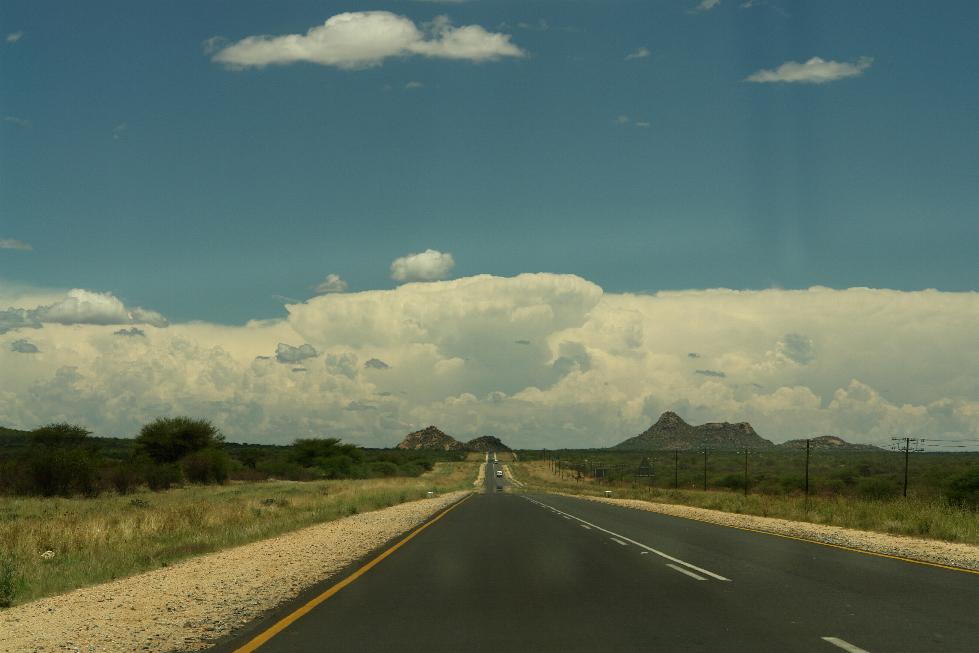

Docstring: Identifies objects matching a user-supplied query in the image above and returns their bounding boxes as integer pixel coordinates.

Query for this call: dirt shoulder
[563,493,979,572]
[0,491,470,653]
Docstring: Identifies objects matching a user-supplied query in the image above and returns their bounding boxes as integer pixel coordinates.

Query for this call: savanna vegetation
[0,461,475,607]
[511,452,979,546]
[0,419,468,498]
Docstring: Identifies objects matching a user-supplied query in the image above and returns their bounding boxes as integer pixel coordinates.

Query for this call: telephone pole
[804,438,810,510]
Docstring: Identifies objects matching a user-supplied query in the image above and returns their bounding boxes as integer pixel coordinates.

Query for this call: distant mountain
[612,411,775,451]
[396,426,466,451]
[777,435,883,451]
[465,435,511,452]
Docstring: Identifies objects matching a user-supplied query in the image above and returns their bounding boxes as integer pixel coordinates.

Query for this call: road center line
[821,637,871,653]
[523,497,730,582]
[666,563,707,581]
[610,537,628,546]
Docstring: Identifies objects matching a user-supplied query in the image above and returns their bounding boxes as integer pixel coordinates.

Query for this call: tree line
[0,418,464,497]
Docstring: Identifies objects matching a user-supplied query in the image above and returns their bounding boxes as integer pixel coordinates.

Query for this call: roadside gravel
[566,493,979,571]
[0,490,470,653]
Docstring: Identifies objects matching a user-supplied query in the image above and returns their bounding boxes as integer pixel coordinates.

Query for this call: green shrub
[182,449,230,484]
[0,555,16,608]
[947,469,979,509]
[144,463,182,491]
[136,417,224,464]
[858,477,898,500]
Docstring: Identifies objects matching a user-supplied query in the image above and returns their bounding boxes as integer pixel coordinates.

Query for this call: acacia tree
[136,417,224,464]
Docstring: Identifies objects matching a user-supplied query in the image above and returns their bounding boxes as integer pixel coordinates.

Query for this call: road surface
[211,463,978,652]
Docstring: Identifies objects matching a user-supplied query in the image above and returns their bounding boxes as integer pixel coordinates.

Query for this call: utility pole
[903,436,910,498]
[743,448,749,497]
[804,439,810,510]
[703,445,709,492]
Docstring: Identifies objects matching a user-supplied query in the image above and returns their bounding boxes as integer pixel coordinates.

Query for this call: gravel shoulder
[0,490,470,653]
[563,493,979,572]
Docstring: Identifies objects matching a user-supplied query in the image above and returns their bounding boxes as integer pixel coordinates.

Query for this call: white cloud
[10,339,39,354]
[1,116,31,129]
[691,0,721,12]
[0,288,168,332]
[746,56,873,84]
[6,32,23,44]
[212,11,524,70]
[635,121,650,128]
[0,239,32,250]
[613,115,630,125]
[390,248,455,282]
[0,276,976,448]
[314,273,348,294]
[275,342,318,364]
[625,47,650,61]
[405,80,424,89]
[112,123,128,140]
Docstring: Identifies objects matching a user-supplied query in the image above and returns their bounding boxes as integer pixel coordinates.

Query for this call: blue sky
[2,0,977,327]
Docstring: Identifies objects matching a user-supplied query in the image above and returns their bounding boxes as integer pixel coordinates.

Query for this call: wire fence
[535,438,979,504]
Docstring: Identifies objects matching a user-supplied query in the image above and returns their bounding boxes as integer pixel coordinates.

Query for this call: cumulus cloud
[390,248,455,282]
[691,0,721,12]
[405,80,424,89]
[10,339,39,354]
[36,289,168,328]
[314,273,348,294]
[1,116,31,129]
[0,288,168,333]
[6,32,23,44]
[113,327,146,337]
[1,275,976,449]
[275,342,318,364]
[112,123,128,141]
[0,239,32,250]
[695,369,726,378]
[364,358,391,370]
[776,333,814,365]
[746,56,872,84]
[625,47,650,61]
[211,11,524,70]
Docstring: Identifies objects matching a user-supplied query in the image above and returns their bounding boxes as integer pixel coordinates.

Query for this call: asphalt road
[212,464,978,652]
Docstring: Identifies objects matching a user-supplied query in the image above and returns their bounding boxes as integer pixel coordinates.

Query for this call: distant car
[496,470,503,478]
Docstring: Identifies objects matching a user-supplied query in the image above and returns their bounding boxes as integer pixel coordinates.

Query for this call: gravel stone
[0,491,469,653]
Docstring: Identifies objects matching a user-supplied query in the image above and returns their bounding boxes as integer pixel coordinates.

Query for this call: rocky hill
[465,436,511,452]
[612,411,775,451]
[396,426,466,451]
[777,435,883,451]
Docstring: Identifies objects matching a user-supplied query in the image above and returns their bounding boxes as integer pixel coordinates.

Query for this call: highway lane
[212,475,978,653]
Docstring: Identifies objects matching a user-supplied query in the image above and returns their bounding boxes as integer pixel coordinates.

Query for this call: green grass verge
[513,461,979,546]
[0,462,475,607]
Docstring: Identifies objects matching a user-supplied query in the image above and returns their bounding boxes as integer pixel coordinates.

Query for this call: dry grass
[0,462,476,606]
[513,461,979,545]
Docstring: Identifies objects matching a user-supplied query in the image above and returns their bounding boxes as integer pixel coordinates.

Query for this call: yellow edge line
[564,492,979,576]
[233,492,474,653]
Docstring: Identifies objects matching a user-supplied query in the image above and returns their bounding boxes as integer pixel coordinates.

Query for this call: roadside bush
[103,462,141,495]
[182,449,230,484]
[144,462,182,491]
[858,477,898,500]
[0,554,16,608]
[946,469,979,509]
[26,424,99,497]
[136,417,224,464]
[369,461,400,477]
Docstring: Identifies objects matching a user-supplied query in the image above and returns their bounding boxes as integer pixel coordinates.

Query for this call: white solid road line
[524,497,731,582]
[580,524,592,530]
[665,563,707,581]
[610,538,629,546]
[821,637,871,653]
